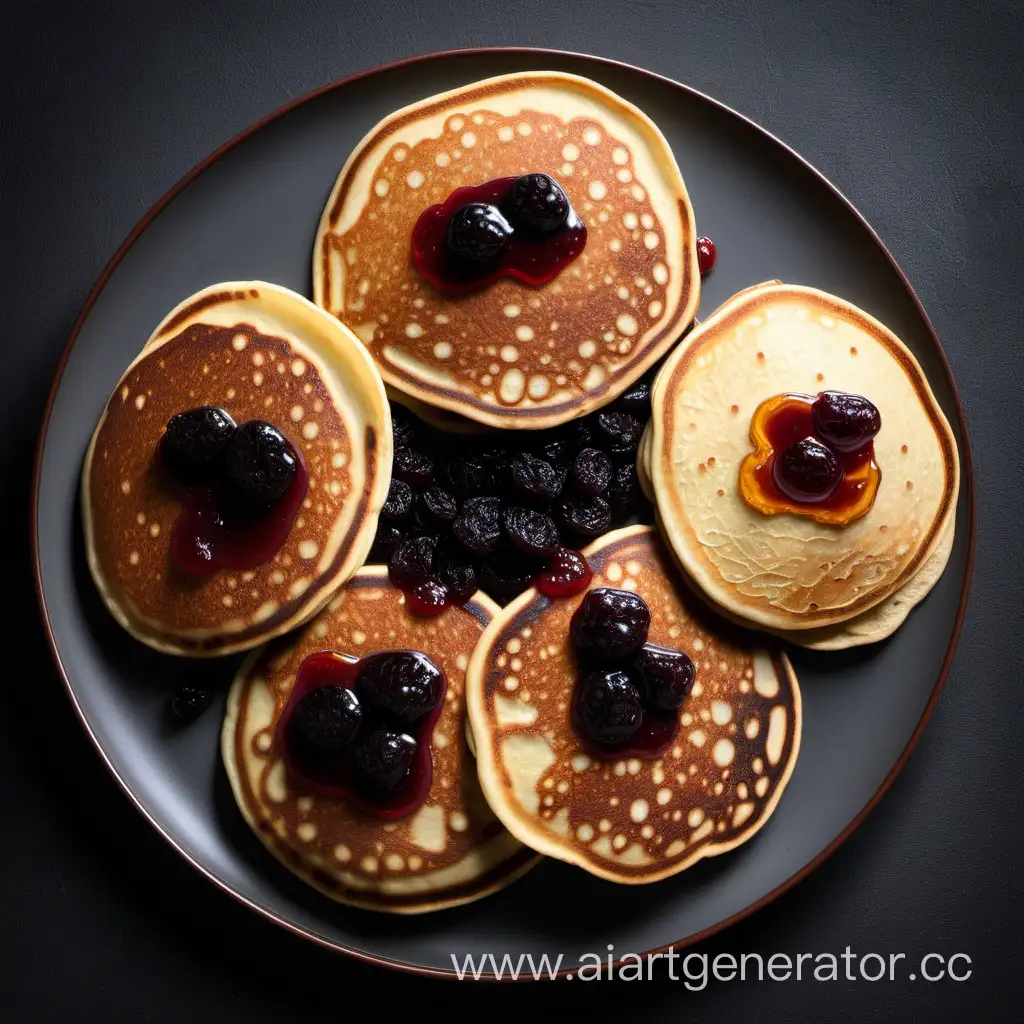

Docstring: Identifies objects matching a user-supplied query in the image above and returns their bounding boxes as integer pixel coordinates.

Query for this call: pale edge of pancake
[312,70,701,429]
[648,282,960,633]
[82,281,393,657]
[220,575,539,913]
[466,525,803,884]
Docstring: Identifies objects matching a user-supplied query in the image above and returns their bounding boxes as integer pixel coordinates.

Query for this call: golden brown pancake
[222,567,538,913]
[83,282,392,657]
[467,526,801,884]
[314,71,700,428]
[648,283,959,637]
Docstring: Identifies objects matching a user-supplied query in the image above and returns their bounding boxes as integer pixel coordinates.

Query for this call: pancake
[83,282,392,657]
[648,283,959,635]
[466,526,801,884]
[314,71,700,429]
[222,567,538,912]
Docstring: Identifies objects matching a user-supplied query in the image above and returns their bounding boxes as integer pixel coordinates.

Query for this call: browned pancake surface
[226,571,535,910]
[318,76,696,423]
[470,526,800,882]
[87,321,364,651]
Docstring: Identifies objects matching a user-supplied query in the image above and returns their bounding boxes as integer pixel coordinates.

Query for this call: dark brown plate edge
[30,45,977,982]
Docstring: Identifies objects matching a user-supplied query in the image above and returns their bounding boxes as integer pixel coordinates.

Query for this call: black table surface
[4,1,1021,1019]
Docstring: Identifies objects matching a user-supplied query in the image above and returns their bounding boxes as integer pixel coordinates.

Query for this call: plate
[32,48,974,978]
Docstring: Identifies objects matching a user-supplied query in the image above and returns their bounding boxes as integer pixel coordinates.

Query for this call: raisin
[615,376,652,416]
[387,535,435,588]
[556,495,612,539]
[447,456,489,497]
[435,542,479,599]
[380,478,413,522]
[607,463,642,517]
[390,404,416,450]
[419,486,458,526]
[393,448,434,488]
[479,551,547,605]
[511,453,561,503]
[453,496,503,554]
[571,447,613,496]
[502,506,561,558]
[595,410,643,458]
[370,521,405,562]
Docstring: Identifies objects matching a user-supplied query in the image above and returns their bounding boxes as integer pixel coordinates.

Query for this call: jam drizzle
[163,441,308,575]
[411,176,587,294]
[739,393,880,526]
[276,650,444,820]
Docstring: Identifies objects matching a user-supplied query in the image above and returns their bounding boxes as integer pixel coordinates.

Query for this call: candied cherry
[633,644,695,711]
[572,668,644,745]
[503,173,570,234]
[812,391,882,452]
[446,203,513,266]
[289,685,362,755]
[773,438,843,503]
[162,406,236,479]
[356,651,444,724]
[223,420,297,509]
[696,236,717,274]
[536,548,591,599]
[353,728,417,793]
[405,579,449,616]
[571,587,651,663]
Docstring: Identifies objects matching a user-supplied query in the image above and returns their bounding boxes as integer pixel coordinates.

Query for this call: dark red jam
[696,235,717,274]
[411,175,587,294]
[739,392,881,526]
[160,432,307,575]
[276,650,445,819]
[536,548,592,599]
[166,450,307,574]
[568,589,694,760]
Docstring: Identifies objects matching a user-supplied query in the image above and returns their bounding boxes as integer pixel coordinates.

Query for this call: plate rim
[30,45,977,981]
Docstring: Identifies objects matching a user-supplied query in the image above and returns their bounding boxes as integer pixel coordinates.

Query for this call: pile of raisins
[370,373,654,607]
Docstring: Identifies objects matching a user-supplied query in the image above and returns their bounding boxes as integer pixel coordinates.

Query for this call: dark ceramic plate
[33,48,974,978]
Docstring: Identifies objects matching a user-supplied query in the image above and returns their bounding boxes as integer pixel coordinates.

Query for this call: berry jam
[536,548,592,598]
[696,236,717,275]
[739,393,881,526]
[163,439,308,574]
[276,650,445,819]
[567,589,693,760]
[411,176,587,294]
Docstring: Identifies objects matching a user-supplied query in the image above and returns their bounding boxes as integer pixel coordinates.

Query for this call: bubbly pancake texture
[83,283,392,656]
[467,526,801,884]
[314,72,700,428]
[223,567,537,913]
[649,283,959,633]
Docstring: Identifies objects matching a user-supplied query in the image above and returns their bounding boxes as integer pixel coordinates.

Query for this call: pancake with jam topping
[466,526,801,884]
[647,283,960,640]
[314,72,700,429]
[222,566,538,913]
[83,282,392,657]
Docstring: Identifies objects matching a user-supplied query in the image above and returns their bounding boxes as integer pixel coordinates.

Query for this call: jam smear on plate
[411,173,587,294]
[277,649,446,819]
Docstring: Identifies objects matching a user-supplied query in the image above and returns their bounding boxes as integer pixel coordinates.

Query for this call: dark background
[3,0,1021,1020]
